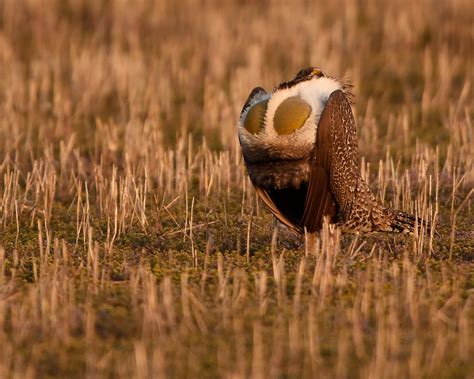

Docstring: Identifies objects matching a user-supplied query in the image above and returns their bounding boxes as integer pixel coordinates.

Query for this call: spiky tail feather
[333,181,434,235]
[388,209,432,234]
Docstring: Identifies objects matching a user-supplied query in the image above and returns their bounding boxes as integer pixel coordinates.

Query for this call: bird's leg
[304,229,319,256]
[271,218,278,256]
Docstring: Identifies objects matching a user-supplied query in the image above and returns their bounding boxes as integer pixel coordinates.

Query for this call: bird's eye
[311,68,325,77]
[273,97,311,135]
[244,99,268,134]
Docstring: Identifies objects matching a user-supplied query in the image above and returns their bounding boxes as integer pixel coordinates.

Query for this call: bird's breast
[246,158,311,190]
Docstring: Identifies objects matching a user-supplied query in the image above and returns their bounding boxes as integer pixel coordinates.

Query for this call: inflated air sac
[273,97,311,135]
[244,99,268,134]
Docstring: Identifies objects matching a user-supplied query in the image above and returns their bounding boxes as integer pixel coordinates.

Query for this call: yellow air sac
[273,97,311,135]
[244,99,268,134]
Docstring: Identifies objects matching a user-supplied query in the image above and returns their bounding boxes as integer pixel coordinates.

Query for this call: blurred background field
[0,0,472,377]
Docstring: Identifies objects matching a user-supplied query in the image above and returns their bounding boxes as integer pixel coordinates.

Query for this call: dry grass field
[0,0,473,377]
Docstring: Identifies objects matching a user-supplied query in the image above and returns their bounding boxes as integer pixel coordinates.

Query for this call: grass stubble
[0,0,472,378]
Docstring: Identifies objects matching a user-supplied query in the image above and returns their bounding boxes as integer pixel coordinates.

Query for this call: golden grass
[0,0,472,377]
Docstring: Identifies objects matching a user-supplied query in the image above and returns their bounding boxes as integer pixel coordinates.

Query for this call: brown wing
[301,90,359,232]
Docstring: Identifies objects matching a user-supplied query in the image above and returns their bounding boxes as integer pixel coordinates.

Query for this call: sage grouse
[238,67,423,235]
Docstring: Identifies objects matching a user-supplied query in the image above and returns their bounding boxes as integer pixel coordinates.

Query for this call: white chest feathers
[238,77,343,149]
